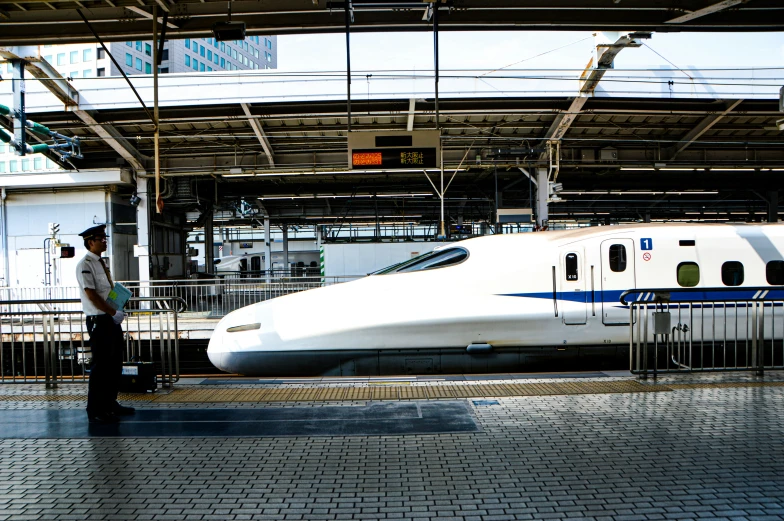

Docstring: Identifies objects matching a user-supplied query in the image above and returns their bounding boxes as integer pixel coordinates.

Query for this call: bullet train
[207,223,784,376]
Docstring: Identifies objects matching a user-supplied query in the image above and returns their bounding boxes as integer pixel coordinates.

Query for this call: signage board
[348,130,441,171]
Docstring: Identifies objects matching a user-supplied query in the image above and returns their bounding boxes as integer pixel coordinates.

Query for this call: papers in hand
[107,282,132,310]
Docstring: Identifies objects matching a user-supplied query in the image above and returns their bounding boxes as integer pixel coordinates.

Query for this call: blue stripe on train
[499,289,784,306]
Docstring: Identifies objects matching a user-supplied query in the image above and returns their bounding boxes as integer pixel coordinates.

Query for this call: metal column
[536,168,549,229]
[204,210,214,274]
[264,218,272,280]
[136,176,151,285]
[282,225,289,272]
[11,59,26,156]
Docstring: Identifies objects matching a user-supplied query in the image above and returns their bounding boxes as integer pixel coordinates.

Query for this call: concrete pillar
[536,168,549,229]
[264,217,272,279]
[136,176,151,284]
[281,225,289,273]
[768,191,779,223]
[204,210,214,274]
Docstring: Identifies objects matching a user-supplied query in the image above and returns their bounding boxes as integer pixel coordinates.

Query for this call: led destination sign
[351,147,437,169]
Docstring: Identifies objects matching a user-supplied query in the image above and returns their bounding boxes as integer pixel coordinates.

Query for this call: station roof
[2,70,783,224]
[1,0,784,46]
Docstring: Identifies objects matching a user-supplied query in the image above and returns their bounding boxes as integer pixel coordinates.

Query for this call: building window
[677,262,700,287]
[199,62,205,72]
[159,67,169,74]
[766,261,784,285]
[97,68,105,77]
[9,161,17,173]
[83,69,92,77]
[233,49,238,60]
[145,43,152,56]
[220,42,225,52]
[70,71,78,78]
[220,57,225,68]
[0,162,5,173]
[0,144,4,153]
[185,38,190,49]
[34,157,42,170]
[44,55,52,63]
[185,55,190,67]
[213,54,219,65]
[207,66,212,72]
[97,48,106,60]
[136,41,142,51]
[267,39,272,49]
[83,48,92,61]
[161,49,169,61]
[135,57,142,71]
[254,48,259,58]
[238,52,243,63]
[266,52,272,62]
[193,59,199,70]
[127,41,133,47]
[46,159,55,169]
[126,53,133,66]
[57,53,66,66]
[21,159,30,172]
[207,50,212,61]
[608,244,627,272]
[145,62,152,74]
[200,46,205,57]
[721,261,744,286]
[213,39,219,48]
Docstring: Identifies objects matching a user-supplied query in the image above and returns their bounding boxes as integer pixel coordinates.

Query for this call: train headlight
[226,323,261,333]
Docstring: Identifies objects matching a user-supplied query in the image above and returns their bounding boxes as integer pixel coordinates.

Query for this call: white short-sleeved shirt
[76,251,112,316]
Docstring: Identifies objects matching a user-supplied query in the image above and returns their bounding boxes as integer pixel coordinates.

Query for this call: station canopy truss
[2,0,784,46]
[10,92,783,225]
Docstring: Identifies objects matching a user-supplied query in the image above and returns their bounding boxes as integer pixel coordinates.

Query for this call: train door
[600,239,636,325]
[559,249,587,325]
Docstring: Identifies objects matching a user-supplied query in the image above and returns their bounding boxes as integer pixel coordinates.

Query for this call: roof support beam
[407,98,416,131]
[668,99,744,159]
[666,0,748,24]
[0,48,78,107]
[241,103,275,167]
[125,5,179,29]
[73,109,147,172]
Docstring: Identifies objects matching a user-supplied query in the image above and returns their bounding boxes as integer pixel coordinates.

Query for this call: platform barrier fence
[0,297,184,388]
[623,288,784,378]
[1,274,358,319]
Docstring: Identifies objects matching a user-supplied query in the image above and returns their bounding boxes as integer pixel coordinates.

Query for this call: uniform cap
[78,225,109,240]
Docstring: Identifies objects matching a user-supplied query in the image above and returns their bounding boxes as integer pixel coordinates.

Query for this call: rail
[622,287,784,378]
[0,296,185,388]
[0,275,360,319]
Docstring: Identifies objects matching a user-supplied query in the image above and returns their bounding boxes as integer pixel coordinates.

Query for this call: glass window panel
[609,244,626,272]
[766,261,784,285]
[70,51,78,64]
[57,53,66,65]
[185,38,190,49]
[721,261,744,286]
[9,161,17,173]
[126,53,133,66]
[0,162,5,173]
[677,262,700,287]
[136,58,142,70]
[83,48,92,61]
[83,69,92,77]
[145,43,151,56]
[185,55,190,67]
[565,253,578,281]
[145,62,151,74]
[33,157,42,170]
[21,159,30,171]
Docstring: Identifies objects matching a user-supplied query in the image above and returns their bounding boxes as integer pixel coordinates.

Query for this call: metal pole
[11,59,26,156]
[345,1,352,133]
[433,2,439,130]
[439,147,445,238]
[153,7,161,214]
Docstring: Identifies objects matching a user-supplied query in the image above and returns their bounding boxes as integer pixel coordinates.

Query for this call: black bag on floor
[119,362,157,393]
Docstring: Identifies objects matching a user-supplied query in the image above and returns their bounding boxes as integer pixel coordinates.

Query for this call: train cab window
[374,248,469,275]
[721,261,744,286]
[250,256,261,272]
[609,244,627,272]
[677,262,700,287]
[766,261,784,285]
[565,253,578,281]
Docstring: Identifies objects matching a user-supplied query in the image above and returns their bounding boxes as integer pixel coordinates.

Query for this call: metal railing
[1,274,360,319]
[0,296,184,388]
[622,288,784,378]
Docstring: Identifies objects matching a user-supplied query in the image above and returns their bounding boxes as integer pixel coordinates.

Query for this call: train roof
[449,222,784,251]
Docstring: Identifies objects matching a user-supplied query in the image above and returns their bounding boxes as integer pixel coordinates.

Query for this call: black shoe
[112,403,136,416]
[88,412,120,424]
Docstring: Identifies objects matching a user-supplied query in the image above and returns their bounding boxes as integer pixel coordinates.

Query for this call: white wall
[322,242,449,278]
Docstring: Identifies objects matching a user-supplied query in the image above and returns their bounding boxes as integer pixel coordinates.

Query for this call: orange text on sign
[352,152,383,166]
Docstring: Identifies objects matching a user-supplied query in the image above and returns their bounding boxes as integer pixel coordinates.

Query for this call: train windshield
[372,248,469,275]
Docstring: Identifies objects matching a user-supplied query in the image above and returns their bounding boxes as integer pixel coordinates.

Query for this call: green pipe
[0,130,11,144]
[27,121,52,137]
[0,104,10,117]
[29,143,50,154]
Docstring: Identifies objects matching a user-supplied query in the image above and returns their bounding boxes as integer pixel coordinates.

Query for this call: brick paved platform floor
[0,371,782,520]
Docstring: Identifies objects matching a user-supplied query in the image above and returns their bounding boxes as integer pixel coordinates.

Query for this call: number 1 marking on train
[640,238,653,250]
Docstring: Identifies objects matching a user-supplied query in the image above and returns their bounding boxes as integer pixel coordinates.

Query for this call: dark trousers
[86,315,124,414]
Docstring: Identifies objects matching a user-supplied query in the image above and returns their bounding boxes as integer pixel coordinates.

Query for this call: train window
[677,262,700,287]
[250,256,261,272]
[374,248,469,275]
[766,261,784,285]
[721,261,744,286]
[609,244,627,272]
[565,253,578,281]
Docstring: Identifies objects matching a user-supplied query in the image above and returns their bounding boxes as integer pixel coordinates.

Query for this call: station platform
[1,370,783,520]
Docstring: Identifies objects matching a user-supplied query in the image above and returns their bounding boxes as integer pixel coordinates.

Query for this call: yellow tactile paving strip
[1,380,782,403]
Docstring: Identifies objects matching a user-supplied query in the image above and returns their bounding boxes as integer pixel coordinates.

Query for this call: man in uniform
[76,225,135,423]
